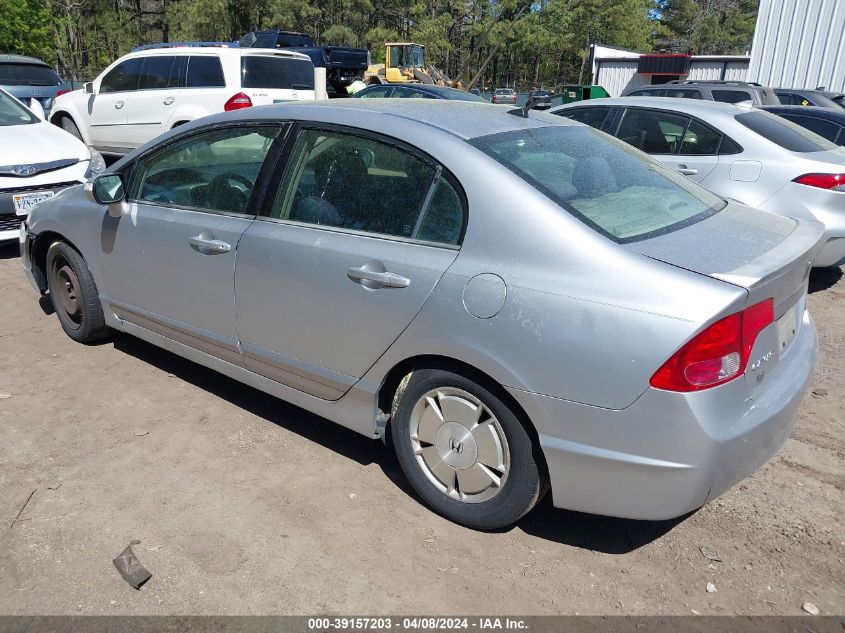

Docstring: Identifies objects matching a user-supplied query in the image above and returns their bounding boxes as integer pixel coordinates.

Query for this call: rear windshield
[735,111,838,153]
[241,56,314,90]
[469,126,725,243]
[0,90,36,125]
[495,89,513,95]
[0,63,62,86]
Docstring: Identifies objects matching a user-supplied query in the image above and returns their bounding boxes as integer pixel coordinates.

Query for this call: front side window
[137,56,176,91]
[100,58,143,93]
[392,87,432,99]
[556,107,611,131]
[128,126,280,214]
[617,109,690,154]
[711,89,753,104]
[185,56,225,88]
[0,90,37,125]
[271,128,464,244]
[358,86,393,98]
[241,56,314,90]
[469,126,725,243]
[735,111,838,152]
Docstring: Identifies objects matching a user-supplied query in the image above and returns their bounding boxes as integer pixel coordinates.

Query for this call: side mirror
[28,99,45,120]
[87,174,125,217]
[84,82,94,94]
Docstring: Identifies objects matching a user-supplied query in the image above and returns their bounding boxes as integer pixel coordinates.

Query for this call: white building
[590,45,750,97]
[747,0,845,92]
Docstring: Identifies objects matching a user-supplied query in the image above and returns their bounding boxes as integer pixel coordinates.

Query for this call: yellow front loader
[363,43,461,88]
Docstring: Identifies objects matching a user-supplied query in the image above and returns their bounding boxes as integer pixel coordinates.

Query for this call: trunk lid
[626,203,823,319]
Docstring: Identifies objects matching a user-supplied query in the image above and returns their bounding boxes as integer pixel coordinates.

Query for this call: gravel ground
[0,242,842,616]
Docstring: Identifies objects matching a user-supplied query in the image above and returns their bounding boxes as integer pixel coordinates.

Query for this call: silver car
[21,101,822,529]
[551,97,845,267]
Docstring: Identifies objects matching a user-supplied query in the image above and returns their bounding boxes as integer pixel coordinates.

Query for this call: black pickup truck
[239,30,370,97]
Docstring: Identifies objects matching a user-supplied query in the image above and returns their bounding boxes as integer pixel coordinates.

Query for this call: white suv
[50,45,316,156]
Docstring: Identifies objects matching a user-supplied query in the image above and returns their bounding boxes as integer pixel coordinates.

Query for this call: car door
[234,126,465,399]
[99,123,284,364]
[123,55,182,149]
[89,58,142,152]
[614,108,718,183]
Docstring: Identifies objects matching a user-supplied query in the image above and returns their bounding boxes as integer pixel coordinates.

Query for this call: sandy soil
[0,242,842,616]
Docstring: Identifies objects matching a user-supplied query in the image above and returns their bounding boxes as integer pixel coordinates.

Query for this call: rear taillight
[650,298,774,392]
[224,92,252,111]
[56,89,70,97]
[793,173,845,192]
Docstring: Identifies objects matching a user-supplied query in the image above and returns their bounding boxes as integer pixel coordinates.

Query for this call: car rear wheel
[45,241,109,343]
[391,368,546,529]
[58,116,82,141]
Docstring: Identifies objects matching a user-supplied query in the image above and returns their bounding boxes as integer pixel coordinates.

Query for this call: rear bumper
[508,311,817,520]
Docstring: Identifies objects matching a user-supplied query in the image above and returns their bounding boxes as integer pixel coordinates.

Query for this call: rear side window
[664,89,701,99]
[186,56,225,88]
[781,114,842,143]
[241,56,314,90]
[469,126,724,243]
[0,63,62,86]
[711,89,753,104]
[137,56,176,90]
[617,109,690,154]
[271,128,464,245]
[680,119,722,155]
[100,58,143,93]
[628,88,664,97]
[556,107,611,131]
[735,111,838,152]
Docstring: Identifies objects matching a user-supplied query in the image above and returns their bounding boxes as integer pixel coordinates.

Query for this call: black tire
[391,368,546,530]
[58,116,82,141]
[45,241,110,343]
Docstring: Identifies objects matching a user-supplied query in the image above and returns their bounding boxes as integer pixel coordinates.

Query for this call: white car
[552,97,845,268]
[0,88,104,241]
[49,45,316,157]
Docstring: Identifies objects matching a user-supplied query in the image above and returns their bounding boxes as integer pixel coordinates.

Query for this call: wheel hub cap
[56,265,80,317]
[409,387,510,503]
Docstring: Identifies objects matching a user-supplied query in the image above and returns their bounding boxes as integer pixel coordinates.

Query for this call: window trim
[124,121,290,218]
[254,121,468,248]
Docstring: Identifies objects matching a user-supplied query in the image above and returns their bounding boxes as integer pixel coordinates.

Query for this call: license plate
[13,191,54,215]
[777,304,799,352]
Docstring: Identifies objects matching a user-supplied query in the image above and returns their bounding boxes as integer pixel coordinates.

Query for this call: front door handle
[114,100,125,109]
[676,164,698,176]
[163,96,175,105]
[190,235,231,254]
[347,267,410,288]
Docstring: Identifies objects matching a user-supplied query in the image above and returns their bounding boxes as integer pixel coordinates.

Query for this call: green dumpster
[558,84,609,104]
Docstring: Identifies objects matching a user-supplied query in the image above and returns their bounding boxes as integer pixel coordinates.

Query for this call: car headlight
[84,150,106,180]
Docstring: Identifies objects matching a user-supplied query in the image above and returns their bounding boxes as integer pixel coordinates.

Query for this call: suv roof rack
[131,41,235,52]
[666,80,763,87]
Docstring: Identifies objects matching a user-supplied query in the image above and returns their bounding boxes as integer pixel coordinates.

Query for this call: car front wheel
[45,241,110,343]
[391,368,546,529]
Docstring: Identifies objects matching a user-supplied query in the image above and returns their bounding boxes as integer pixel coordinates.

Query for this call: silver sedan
[551,97,845,267]
[21,101,822,529]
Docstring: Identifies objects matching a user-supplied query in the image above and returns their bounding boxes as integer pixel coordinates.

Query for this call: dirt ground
[0,241,842,616]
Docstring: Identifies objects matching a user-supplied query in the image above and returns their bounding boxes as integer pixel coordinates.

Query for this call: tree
[658,0,758,55]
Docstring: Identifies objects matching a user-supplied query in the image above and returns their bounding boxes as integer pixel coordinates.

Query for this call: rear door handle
[163,96,175,105]
[114,100,125,110]
[190,235,231,253]
[676,165,698,175]
[347,267,410,288]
